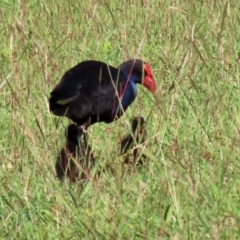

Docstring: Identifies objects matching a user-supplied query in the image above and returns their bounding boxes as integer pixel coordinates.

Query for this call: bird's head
[119,59,156,93]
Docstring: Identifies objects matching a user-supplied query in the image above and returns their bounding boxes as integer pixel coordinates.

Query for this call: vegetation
[1,0,240,239]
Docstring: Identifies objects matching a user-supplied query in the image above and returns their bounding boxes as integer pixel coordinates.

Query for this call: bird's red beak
[143,63,156,93]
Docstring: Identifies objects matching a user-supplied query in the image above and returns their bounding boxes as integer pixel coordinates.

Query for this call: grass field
[1,0,240,239]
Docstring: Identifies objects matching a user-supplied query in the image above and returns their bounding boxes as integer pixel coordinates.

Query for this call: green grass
[1,0,240,239]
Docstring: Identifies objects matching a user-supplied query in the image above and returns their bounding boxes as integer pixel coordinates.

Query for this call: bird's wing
[49,61,124,119]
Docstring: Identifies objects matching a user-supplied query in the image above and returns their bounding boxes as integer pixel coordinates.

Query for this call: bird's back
[49,60,125,122]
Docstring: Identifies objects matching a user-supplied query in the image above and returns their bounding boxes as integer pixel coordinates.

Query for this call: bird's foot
[79,125,87,133]
[78,121,89,133]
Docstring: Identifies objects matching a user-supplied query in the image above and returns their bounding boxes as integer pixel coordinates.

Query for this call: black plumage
[55,124,95,183]
[49,59,156,129]
[121,116,147,166]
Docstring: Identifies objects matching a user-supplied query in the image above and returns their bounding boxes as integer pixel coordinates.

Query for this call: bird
[55,124,96,183]
[120,116,147,166]
[49,59,156,131]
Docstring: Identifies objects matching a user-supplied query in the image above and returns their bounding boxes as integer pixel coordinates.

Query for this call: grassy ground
[1,0,240,239]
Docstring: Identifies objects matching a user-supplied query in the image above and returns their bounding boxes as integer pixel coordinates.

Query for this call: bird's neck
[111,76,138,119]
[120,79,137,110]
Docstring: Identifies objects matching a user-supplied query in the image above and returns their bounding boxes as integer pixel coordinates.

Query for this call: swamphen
[49,59,156,130]
[121,116,147,166]
[55,124,95,183]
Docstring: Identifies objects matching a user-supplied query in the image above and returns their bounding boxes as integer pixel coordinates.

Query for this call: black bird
[49,59,156,130]
[121,116,147,166]
[55,124,95,183]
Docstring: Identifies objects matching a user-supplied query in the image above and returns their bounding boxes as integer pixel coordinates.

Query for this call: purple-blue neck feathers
[112,74,138,117]
[113,59,145,116]
[121,76,138,110]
